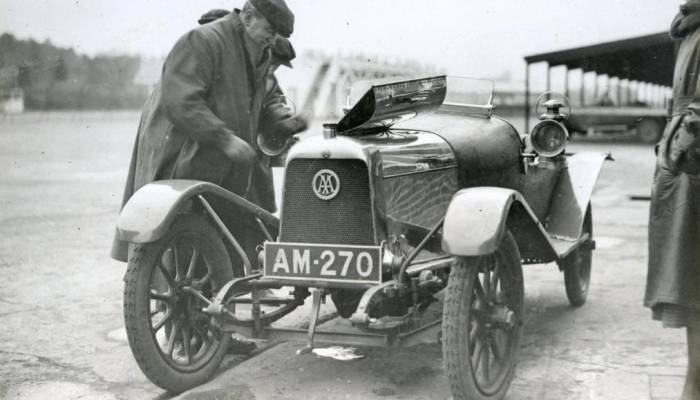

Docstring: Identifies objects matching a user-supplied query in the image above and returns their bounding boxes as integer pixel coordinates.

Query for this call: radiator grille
[280,159,375,245]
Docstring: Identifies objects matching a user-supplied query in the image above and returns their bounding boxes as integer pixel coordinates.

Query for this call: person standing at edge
[110,0,295,263]
[646,2,700,398]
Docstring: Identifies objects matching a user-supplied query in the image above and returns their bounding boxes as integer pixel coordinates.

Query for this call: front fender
[546,152,610,239]
[441,187,555,259]
[116,179,278,243]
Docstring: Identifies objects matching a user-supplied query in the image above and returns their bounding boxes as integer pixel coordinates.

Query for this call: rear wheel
[562,204,593,307]
[123,214,233,393]
[443,232,524,400]
[636,118,663,144]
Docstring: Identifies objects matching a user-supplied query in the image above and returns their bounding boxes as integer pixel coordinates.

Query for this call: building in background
[0,87,25,113]
[0,65,24,114]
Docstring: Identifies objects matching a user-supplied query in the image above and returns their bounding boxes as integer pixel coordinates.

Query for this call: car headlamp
[529,120,569,157]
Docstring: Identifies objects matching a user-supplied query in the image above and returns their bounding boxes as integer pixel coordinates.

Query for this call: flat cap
[250,0,294,38]
[271,37,296,68]
[683,0,700,11]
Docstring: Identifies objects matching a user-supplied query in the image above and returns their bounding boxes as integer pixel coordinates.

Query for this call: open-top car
[115,76,609,399]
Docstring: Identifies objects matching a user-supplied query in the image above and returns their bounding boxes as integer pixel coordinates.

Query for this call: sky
[0,0,682,81]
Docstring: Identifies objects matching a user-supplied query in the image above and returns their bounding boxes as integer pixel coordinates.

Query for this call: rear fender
[545,152,610,239]
[441,187,556,261]
[116,179,279,243]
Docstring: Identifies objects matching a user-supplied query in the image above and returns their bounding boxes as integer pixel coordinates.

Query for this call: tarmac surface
[0,111,688,400]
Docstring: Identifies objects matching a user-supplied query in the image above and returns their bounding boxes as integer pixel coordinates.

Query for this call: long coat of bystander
[645,5,700,327]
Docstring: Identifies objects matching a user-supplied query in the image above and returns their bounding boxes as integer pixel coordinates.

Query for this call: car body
[115,75,609,399]
[565,105,667,143]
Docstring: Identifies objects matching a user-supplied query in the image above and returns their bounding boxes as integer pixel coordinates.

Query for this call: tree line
[0,33,149,110]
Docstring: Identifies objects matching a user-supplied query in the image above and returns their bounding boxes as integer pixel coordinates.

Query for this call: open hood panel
[337,75,447,134]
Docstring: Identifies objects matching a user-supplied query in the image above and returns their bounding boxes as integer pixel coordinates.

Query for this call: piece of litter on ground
[310,346,365,361]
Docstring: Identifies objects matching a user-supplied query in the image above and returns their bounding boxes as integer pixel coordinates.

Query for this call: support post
[593,74,599,103]
[644,83,649,105]
[580,70,585,107]
[525,62,530,133]
[564,67,570,100]
[629,81,634,105]
[617,78,623,105]
[653,85,657,107]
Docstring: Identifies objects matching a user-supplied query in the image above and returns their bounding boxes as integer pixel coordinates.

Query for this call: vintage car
[114,76,609,400]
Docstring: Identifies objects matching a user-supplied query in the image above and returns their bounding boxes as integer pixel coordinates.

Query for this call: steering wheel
[258,96,299,157]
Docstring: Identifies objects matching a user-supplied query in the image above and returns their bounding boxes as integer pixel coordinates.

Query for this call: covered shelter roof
[524,32,676,87]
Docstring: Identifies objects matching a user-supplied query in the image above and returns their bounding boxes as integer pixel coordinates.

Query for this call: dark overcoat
[111,11,276,262]
[645,25,700,314]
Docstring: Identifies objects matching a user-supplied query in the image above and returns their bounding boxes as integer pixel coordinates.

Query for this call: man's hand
[670,116,700,174]
[278,115,308,135]
[292,115,309,133]
[221,134,257,165]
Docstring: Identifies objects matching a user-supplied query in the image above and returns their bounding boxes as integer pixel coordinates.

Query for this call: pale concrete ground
[0,111,687,400]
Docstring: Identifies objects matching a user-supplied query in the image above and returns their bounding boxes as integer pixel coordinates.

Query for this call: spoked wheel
[562,204,593,307]
[124,214,234,393]
[443,232,524,400]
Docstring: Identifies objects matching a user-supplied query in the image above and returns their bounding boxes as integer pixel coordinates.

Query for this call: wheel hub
[485,303,516,329]
[171,279,195,303]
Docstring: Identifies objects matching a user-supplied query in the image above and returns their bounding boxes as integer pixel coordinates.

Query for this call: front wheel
[443,232,524,400]
[123,214,234,393]
[562,204,593,307]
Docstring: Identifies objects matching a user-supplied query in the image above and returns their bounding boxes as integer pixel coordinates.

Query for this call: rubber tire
[123,214,233,394]
[443,232,524,400]
[562,204,593,307]
[636,118,663,144]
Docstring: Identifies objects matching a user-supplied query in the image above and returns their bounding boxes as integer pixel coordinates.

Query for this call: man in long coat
[197,8,307,156]
[111,0,296,262]
[645,1,700,398]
